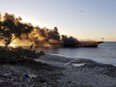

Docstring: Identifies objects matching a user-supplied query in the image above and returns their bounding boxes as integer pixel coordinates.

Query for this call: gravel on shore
[0,61,63,87]
[0,54,116,87]
[36,54,116,87]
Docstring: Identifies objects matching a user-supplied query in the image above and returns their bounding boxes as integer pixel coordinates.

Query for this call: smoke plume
[0,13,80,47]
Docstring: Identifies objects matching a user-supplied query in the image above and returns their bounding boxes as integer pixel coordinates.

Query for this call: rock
[0,82,19,87]
[28,74,37,79]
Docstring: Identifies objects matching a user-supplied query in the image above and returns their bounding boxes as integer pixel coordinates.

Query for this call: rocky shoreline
[0,54,116,87]
[0,61,63,87]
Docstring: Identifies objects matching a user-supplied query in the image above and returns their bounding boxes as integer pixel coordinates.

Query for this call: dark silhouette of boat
[80,41,103,47]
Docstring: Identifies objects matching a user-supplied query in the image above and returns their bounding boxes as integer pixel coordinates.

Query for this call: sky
[0,0,116,41]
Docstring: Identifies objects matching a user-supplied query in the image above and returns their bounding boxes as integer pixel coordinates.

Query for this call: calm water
[36,42,116,66]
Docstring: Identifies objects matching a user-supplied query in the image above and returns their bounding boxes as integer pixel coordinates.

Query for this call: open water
[36,42,116,66]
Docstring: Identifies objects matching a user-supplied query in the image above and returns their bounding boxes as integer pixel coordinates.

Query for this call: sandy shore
[0,54,116,87]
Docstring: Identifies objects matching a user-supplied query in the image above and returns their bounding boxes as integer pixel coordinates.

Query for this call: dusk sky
[0,0,116,41]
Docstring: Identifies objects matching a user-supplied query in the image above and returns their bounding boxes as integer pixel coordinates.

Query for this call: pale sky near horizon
[0,0,116,41]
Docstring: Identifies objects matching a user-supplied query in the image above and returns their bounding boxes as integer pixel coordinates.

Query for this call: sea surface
[36,42,116,66]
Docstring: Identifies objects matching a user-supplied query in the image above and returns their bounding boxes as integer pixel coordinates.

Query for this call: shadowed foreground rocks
[36,54,116,87]
[1,54,116,87]
[0,61,63,87]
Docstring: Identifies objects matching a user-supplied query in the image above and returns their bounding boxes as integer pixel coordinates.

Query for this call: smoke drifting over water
[0,13,80,47]
[29,26,61,47]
